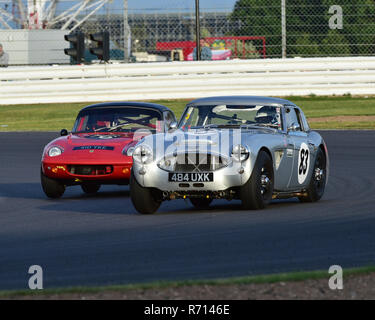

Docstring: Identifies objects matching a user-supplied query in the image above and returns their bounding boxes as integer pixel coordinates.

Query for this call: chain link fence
[0,0,375,65]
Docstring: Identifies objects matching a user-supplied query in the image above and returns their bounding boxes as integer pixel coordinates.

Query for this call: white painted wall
[0,30,69,65]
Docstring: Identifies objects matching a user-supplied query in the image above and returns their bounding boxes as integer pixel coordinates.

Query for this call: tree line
[230,0,375,57]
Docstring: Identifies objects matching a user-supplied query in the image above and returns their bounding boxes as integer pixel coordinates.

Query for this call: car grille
[174,153,228,172]
[67,165,113,175]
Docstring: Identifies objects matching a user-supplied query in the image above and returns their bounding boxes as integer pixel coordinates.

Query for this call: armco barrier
[1,57,375,105]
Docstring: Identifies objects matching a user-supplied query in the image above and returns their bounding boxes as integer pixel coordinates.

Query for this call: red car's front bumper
[42,158,132,182]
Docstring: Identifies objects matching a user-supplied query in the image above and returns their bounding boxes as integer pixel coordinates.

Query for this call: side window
[170,111,177,123]
[163,111,173,131]
[296,108,310,132]
[183,107,200,127]
[285,106,302,131]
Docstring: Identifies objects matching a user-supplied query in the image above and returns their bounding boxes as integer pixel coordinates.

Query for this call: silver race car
[130,96,329,214]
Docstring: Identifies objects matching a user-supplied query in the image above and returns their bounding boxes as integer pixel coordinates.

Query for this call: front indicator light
[52,166,65,173]
[157,158,176,171]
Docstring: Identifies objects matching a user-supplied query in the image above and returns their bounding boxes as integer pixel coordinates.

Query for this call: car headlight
[132,145,153,164]
[126,147,135,156]
[122,140,139,157]
[122,145,136,156]
[231,144,249,161]
[48,146,63,157]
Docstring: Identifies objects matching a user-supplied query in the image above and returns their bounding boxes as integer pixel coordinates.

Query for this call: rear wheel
[240,150,274,210]
[41,169,65,199]
[81,184,101,194]
[190,198,212,209]
[130,171,161,214]
[299,148,327,202]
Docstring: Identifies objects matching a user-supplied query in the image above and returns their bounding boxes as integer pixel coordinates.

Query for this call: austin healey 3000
[130,96,329,214]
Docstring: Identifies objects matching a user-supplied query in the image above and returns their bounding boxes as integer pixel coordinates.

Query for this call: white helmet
[255,106,277,124]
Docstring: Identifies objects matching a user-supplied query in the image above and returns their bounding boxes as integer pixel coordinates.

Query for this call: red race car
[41,102,177,198]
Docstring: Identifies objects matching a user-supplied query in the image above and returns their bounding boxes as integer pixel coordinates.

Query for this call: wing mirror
[60,129,68,136]
[287,123,300,132]
[168,121,178,131]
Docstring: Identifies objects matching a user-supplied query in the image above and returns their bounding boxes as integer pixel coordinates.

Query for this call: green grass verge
[0,100,188,132]
[0,96,375,131]
[1,265,375,298]
[309,121,375,130]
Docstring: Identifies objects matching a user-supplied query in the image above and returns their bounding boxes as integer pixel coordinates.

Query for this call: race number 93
[298,142,310,184]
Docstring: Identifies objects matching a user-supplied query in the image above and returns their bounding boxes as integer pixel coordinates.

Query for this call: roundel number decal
[298,142,310,184]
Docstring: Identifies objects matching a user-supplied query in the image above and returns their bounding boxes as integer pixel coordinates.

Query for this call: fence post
[123,0,131,61]
[281,0,286,58]
[195,0,201,60]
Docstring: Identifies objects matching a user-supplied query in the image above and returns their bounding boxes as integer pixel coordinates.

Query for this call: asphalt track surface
[0,131,374,290]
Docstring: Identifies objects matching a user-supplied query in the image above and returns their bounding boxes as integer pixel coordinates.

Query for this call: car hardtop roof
[186,96,297,107]
[80,101,172,113]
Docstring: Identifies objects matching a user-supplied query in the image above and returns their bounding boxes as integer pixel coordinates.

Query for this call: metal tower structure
[0,0,111,31]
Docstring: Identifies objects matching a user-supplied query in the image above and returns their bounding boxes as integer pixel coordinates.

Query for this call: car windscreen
[179,104,283,130]
[72,107,163,133]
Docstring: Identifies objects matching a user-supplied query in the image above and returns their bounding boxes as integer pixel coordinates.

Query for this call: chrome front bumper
[133,157,253,192]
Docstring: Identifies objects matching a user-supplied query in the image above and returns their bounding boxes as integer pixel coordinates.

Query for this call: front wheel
[299,148,327,203]
[130,171,161,214]
[240,150,274,210]
[190,198,212,209]
[81,184,101,194]
[41,169,65,199]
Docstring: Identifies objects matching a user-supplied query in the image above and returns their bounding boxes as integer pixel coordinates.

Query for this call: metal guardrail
[1,57,375,105]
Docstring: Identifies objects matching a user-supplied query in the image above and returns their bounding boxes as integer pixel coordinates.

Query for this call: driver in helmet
[255,106,279,126]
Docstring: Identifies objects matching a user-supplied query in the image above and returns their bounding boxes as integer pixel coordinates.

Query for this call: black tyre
[240,150,274,210]
[299,148,327,203]
[130,171,161,214]
[81,184,101,194]
[41,169,65,199]
[190,198,213,209]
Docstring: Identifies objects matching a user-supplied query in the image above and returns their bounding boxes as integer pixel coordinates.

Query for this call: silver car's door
[272,107,294,191]
[285,106,313,190]
[272,132,295,191]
